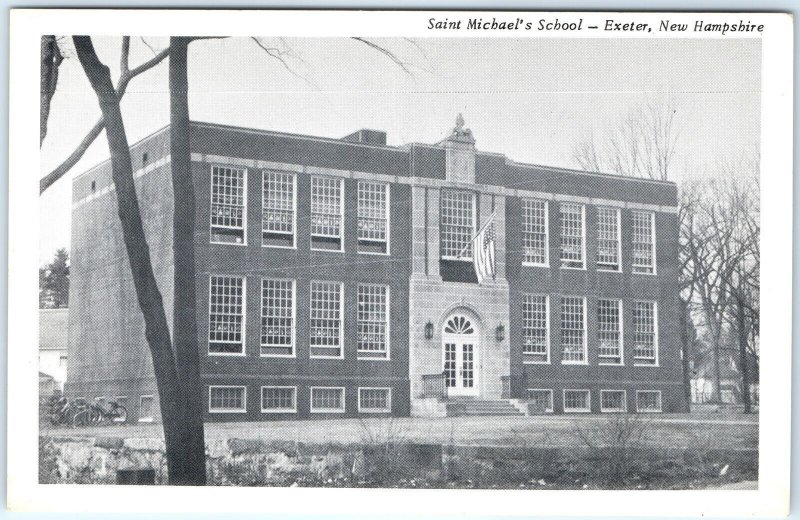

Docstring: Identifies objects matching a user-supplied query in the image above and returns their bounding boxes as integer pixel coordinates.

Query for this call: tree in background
[39,248,69,309]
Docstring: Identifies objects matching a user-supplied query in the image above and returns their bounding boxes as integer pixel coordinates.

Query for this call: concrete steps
[445,398,524,417]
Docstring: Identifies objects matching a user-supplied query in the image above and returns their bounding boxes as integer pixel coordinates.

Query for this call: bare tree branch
[40,40,170,194]
[351,37,414,76]
[40,35,64,146]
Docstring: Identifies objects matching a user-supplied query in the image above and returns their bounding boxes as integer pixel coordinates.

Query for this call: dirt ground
[43,412,758,449]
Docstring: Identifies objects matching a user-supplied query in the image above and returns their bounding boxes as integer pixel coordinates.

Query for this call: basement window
[636,390,662,412]
[138,395,154,422]
[262,170,296,248]
[526,389,554,414]
[208,386,247,413]
[563,389,591,413]
[210,166,247,245]
[600,390,627,412]
[261,386,297,413]
[358,388,391,413]
[310,387,345,413]
[310,176,343,252]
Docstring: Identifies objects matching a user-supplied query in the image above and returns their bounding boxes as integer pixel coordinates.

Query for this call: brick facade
[66,119,687,422]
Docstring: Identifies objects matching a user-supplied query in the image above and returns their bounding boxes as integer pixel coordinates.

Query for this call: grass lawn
[43,412,758,449]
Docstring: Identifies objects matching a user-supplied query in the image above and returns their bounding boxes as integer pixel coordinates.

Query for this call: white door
[443,315,479,397]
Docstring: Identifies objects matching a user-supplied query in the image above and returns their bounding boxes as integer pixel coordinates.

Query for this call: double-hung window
[597,299,623,365]
[310,176,343,251]
[633,301,658,365]
[636,390,662,412]
[522,294,549,363]
[208,275,245,355]
[526,389,554,413]
[601,390,627,412]
[632,211,656,274]
[260,279,295,357]
[440,190,475,260]
[522,199,548,266]
[357,284,389,359]
[309,281,343,358]
[358,388,391,413]
[560,203,585,269]
[563,389,591,412]
[262,170,295,248]
[357,181,389,254]
[210,166,246,244]
[560,296,586,363]
[597,207,621,271]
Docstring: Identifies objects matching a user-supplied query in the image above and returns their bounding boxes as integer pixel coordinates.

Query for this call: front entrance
[442,315,479,397]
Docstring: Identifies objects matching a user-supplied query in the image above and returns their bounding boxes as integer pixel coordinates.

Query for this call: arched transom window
[444,315,475,335]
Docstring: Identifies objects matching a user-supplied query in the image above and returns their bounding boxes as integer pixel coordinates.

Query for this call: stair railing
[421,372,447,399]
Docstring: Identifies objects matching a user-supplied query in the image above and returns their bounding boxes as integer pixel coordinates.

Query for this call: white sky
[39,36,761,264]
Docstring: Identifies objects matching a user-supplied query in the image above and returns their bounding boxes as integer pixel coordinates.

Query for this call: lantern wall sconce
[424,322,434,340]
[495,324,505,342]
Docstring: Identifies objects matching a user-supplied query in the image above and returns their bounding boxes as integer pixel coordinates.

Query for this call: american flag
[472,211,496,283]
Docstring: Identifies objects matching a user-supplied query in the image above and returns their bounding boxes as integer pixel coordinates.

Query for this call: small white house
[39,308,68,391]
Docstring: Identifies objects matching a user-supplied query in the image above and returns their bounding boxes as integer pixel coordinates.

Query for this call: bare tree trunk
[169,36,207,484]
[710,324,723,404]
[40,35,63,146]
[678,297,693,411]
[736,296,752,414]
[72,35,197,485]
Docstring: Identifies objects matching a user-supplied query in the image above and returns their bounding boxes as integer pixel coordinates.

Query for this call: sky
[39,36,761,264]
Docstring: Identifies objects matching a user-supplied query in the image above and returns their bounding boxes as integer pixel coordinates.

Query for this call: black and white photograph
[7,9,792,517]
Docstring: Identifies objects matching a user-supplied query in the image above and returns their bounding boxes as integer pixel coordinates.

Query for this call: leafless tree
[681,155,759,409]
[573,100,679,181]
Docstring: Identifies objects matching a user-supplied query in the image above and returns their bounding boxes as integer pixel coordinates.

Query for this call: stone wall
[39,435,757,489]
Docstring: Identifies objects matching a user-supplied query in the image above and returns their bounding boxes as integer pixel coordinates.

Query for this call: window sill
[358,409,392,414]
[633,362,660,367]
[209,409,247,414]
[357,251,391,256]
[310,409,345,414]
[600,409,627,413]
[260,353,296,359]
[523,360,550,365]
[261,409,297,414]
[210,241,247,247]
[310,248,345,254]
[636,409,663,413]
[137,418,154,423]
[564,409,591,413]
[632,270,658,276]
[522,262,550,268]
[261,244,297,250]
[310,355,345,360]
[208,351,246,357]
[598,362,624,366]
[561,361,588,365]
[357,356,391,361]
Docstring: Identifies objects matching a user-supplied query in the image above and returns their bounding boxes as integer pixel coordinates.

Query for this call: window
[59,354,67,368]
[522,294,549,363]
[262,170,295,248]
[597,299,623,365]
[636,390,662,412]
[310,387,345,413]
[208,276,245,355]
[114,396,127,422]
[560,297,586,363]
[357,284,389,359]
[601,390,627,412]
[632,211,656,274]
[440,190,475,259]
[358,388,391,413]
[563,389,591,412]
[633,301,658,365]
[209,386,247,413]
[210,166,246,244]
[526,389,554,413]
[261,279,295,357]
[522,199,548,265]
[138,395,154,422]
[310,281,343,358]
[261,386,296,413]
[358,181,389,254]
[310,176,343,251]
[560,203,585,269]
[597,207,621,271]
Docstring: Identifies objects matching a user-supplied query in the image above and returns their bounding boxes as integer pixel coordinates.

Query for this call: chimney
[441,113,476,184]
[341,129,387,146]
